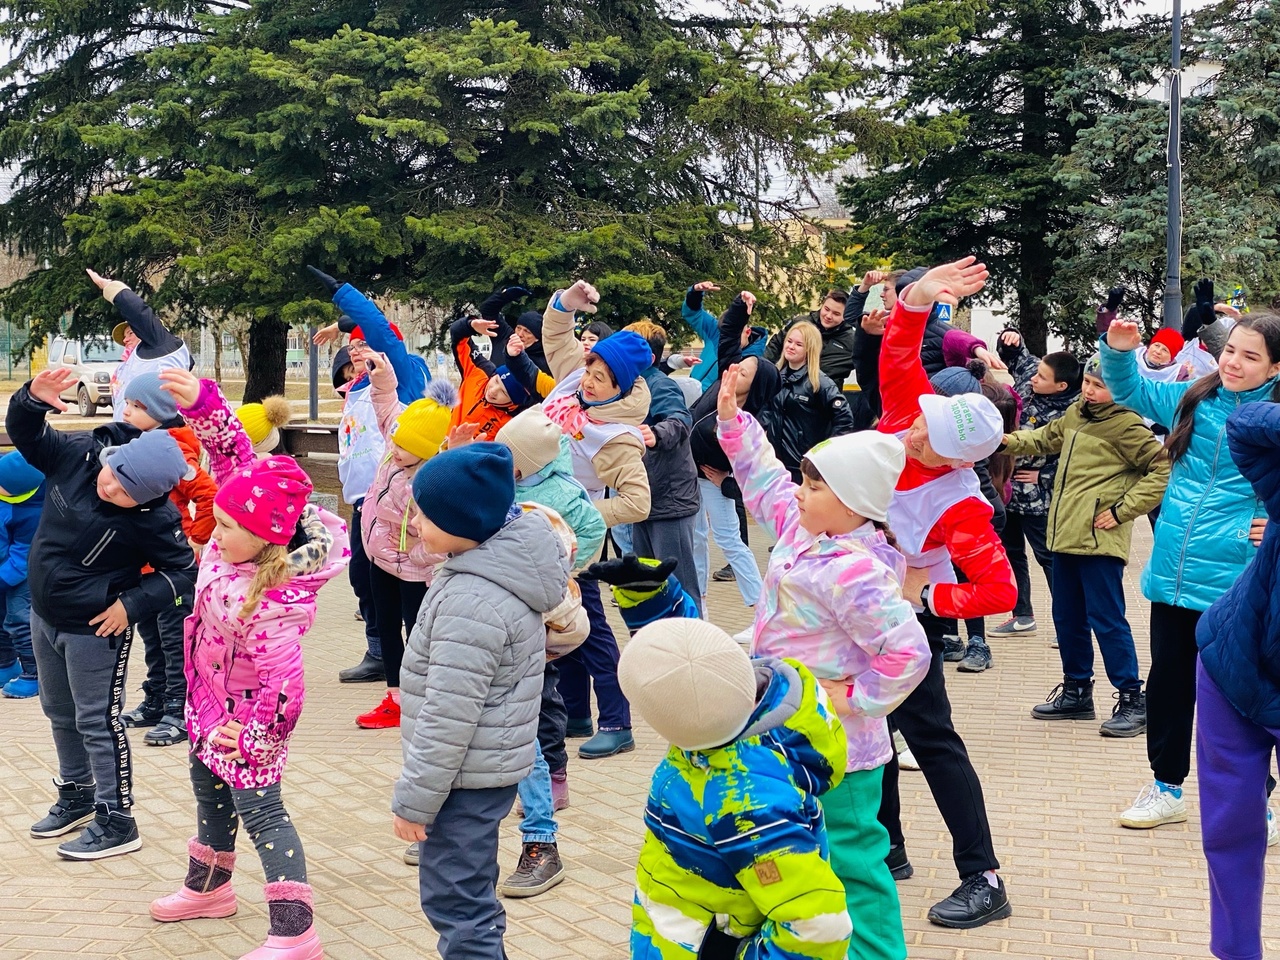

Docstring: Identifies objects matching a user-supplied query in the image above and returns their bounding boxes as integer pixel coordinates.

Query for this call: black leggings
[1146,602,1202,786]
[369,564,428,689]
[189,755,305,884]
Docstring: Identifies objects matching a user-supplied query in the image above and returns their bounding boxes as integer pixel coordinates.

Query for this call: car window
[82,340,124,362]
[48,342,63,365]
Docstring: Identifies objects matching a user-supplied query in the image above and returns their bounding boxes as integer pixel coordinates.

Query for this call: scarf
[543,392,594,439]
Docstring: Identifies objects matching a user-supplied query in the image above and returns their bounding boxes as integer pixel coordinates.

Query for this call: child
[117,372,219,747]
[147,368,349,960]
[448,314,530,438]
[1195,400,1280,960]
[619,617,853,960]
[7,367,196,860]
[1003,353,1170,736]
[717,365,930,960]
[354,355,457,730]
[235,395,293,456]
[0,450,44,699]
[392,442,570,960]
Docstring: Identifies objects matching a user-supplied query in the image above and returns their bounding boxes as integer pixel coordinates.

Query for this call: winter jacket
[178,379,350,790]
[998,334,1078,516]
[632,657,851,960]
[682,286,723,388]
[1003,399,1170,562]
[514,437,606,569]
[1198,402,1280,727]
[7,385,198,632]
[878,298,1017,620]
[393,509,570,829]
[758,364,856,474]
[720,410,929,770]
[541,298,652,529]
[0,484,43,589]
[1100,341,1278,611]
[449,316,523,440]
[764,315,857,386]
[166,424,217,546]
[638,365,700,521]
[102,282,192,421]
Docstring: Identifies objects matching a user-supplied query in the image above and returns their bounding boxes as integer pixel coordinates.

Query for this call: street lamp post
[1162,0,1183,329]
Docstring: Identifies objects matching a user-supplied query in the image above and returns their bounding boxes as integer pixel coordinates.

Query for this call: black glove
[500,284,531,303]
[306,265,341,295]
[1195,277,1214,309]
[1105,286,1126,312]
[579,555,677,590]
[995,328,1021,365]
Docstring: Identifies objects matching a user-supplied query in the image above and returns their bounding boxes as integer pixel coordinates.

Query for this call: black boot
[56,802,142,861]
[146,701,188,746]
[30,779,97,838]
[1030,677,1095,720]
[1100,688,1147,738]
[338,652,384,683]
[122,691,165,728]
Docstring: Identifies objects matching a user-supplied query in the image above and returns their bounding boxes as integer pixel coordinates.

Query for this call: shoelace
[1043,683,1065,705]
[1132,783,1162,809]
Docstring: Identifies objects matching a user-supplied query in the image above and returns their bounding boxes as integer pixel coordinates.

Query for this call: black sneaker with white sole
[712,565,736,582]
[56,804,142,861]
[884,843,913,881]
[30,780,97,838]
[941,635,966,662]
[927,874,1012,929]
[498,842,566,898]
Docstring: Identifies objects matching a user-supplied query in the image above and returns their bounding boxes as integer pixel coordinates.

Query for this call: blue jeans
[0,581,34,677]
[517,742,557,844]
[611,523,633,556]
[693,478,763,606]
[1051,552,1141,692]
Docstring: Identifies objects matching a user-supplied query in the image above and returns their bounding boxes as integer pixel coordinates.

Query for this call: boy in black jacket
[7,367,197,862]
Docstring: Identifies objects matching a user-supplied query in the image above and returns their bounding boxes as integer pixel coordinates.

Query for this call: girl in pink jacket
[148,369,350,960]
[715,364,930,960]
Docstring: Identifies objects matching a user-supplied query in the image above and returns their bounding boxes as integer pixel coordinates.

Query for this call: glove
[306,265,341,295]
[579,555,677,590]
[1194,277,1214,309]
[498,285,531,304]
[1105,286,1126,312]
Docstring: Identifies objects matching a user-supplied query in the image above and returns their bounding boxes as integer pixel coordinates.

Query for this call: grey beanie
[122,372,179,425]
[102,430,189,505]
[1084,352,1104,383]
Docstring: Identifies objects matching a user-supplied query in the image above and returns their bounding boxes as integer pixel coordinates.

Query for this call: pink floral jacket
[718,410,930,771]
[180,381,351,790]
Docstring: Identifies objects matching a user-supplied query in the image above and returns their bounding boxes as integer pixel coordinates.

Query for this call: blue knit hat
[930,365,983,398]
[495,365,529,406]
[0,450,44,503]
[588,330,652,394]
[122,372,179,425]
[102,430,189,505]
[412,442,516,544]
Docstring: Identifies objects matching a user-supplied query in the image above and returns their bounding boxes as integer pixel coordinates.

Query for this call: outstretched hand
[29,368,76,411]
[85,268,111,291]
[446,422,482,449]
[158,368,202,408]
[717,363,742,420]
[1106,319,1142,353]
[313,323,341,346]
[693,281,720,293]
[974,346,1007,372]
[306,265,341,295]
[470,318,499,338]
[739,291,757,315]
[559,280,600,314]
[904,257,989,308]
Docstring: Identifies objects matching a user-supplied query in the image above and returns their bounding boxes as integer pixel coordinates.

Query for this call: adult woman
[758,321,856,482]
[1100,314,1280,829]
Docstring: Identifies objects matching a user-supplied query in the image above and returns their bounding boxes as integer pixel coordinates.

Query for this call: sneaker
[498,842,566,898]
[2,675,38,698]
[732,625,754,648]
[1099,688,1146,738]
[56,803,142,861]
[565,718,595,739]
[30,780,97,838]
[1269,807,1278,849]
[403,842,419,866]
[356,692,400,729]
[892,729,908,755]
[1118,781,1187,829]
[956,637,992,673]
[884,844,913,881]
[1030,677,1095,721]
[988,616,1036,636]
[898,747,921,771]
[145,711,188,747]
[712,565,736,582]
[0,659,20,686]
[339,653,385,683]
[927,874,1012,929]
[941,635,966,662]
[578,729,635,759]
[121,693,165,728]
[1049,635,1059,649]
[551,770,570,811]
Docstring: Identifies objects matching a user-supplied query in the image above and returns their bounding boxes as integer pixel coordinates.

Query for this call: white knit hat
[618,619,758,752]
[917,392,1004,463]
[804,432,906,523]
[496,407,562,480]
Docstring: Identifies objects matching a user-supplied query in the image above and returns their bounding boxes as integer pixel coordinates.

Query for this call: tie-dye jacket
[633,657,851,960]
[718,410,930,771]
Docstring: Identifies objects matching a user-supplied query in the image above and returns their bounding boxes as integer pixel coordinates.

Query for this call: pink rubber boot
[239,881,323,960]
[150,838,238,921]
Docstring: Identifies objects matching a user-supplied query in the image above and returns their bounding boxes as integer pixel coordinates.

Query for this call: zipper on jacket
[1174,416,1228,607]
[81,529,116,566]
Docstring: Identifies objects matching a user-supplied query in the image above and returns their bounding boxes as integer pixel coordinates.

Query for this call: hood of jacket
[443,509,568,614]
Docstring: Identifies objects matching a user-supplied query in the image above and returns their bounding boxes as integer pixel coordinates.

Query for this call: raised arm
[717,408,800,541]
[716,294,752,372]
[541,281,600,382]
[5,373,74,474]
[99,282,182,354]
[1099,328,1189,429]
[170,375,256,483]
[330,281,426,402]
[876,299,934,434]
[1001,414,1069,459]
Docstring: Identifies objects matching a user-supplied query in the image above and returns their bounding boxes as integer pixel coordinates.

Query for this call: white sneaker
[732,626,754,649]
[892,729,908,755]
[1268,807,1278,848]
[1118,781,1188,829]
[898,747,921,771]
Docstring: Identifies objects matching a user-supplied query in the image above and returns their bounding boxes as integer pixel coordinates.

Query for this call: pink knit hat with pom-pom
[215,456,313,545]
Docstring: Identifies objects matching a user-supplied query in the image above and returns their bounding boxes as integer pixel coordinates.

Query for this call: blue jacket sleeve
[0,503,38,587]
[1099,339,1188,430]
[333,284,426,405]
[683,288,723,386]
[1228,402,1280,519]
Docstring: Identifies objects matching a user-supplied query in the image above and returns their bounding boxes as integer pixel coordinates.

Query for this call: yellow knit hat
[390,381,459,462]
[235,396,292,454]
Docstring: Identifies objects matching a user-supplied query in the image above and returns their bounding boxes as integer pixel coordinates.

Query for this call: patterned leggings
[189,755,307,884]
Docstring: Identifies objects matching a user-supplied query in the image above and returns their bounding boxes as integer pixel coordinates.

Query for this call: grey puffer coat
[393,509,569,828]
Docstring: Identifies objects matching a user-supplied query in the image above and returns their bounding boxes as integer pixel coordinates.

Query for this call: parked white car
[47,336,123,417]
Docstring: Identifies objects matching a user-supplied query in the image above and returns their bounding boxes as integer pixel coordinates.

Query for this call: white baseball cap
[804,432,906,523]
[917,392,1004,463]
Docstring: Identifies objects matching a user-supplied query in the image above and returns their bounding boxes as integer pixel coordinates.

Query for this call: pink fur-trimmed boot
[239,881,322,960]
[150,838,238,921]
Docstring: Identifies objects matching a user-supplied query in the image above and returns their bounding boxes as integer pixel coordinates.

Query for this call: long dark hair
[1164,313,1280,463]
[981,380,1020,498]
[799,456,900,551]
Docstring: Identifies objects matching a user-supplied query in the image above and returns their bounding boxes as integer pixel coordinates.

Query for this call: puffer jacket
[1101,341,1278,610]
[1198,402,1280,727]
[638,365,699,521]
[758,363,856,473]
[394,508,570,829]
[166,424,217,545]
[1003,399,1170,562]
[632,657,851,960]
[514,436,606,567]
[180,380,350,791]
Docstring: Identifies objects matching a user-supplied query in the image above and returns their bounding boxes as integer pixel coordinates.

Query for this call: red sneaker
[356,692,400,729]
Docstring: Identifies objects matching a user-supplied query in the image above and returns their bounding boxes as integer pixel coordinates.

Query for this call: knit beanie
[618,618,759,752]
[1083,352,1104,382]
[497,407,563,479]
[411,442,515,544]
[331,346,354,391]
[122,372,179,425]
[495,366,529,407]
[235,396,292,455]
[390,381,459,462]
[588,330,653,393]
[215,455,313,545]
[0,450,44,503]
[930,364,983,398]
[1149,328,1185,357]
[804,432,906,523]
[515,310,543,340]
[102,430,189,505]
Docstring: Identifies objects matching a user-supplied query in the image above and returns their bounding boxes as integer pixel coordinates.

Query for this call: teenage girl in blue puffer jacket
[1099,312,1280,831]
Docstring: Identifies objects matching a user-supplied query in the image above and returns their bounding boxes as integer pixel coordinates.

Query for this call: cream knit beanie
[496,406,563,480]
[618,619,758,751]
[804,431,906,523]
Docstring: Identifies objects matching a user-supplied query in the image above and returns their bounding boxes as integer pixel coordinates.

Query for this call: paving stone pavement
[3,522,1279,959]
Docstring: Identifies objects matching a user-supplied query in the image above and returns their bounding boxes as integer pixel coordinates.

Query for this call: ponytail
[873,519,901,553]
[1164,371,1222,464]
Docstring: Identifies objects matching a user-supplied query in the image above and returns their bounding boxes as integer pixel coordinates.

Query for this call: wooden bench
[279,422,339,457]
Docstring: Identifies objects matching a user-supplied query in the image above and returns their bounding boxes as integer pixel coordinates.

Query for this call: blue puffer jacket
[1100,341,1278,611]
[1197,403,1280,727]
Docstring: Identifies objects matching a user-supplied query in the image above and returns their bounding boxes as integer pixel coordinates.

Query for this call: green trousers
[822,766,907,960]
